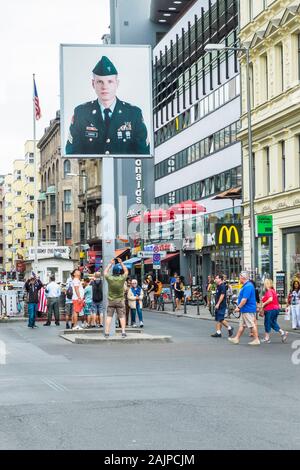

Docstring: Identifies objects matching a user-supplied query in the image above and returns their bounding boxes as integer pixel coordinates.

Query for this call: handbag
[284,306,291,321]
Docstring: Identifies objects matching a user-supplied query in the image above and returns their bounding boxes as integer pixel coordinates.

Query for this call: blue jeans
[131,303,143,324]
[264,309,280,334]
[28,303,38,327]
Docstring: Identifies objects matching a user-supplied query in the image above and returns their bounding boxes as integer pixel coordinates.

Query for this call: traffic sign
[153,253,161,270]
[153,245,159,253]
[137,251,166,259]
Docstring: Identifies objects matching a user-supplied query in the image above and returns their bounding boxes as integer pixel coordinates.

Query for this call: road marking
[41,377,68,392]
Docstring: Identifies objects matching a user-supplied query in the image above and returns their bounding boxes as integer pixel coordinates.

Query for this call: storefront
[283,226,300,288]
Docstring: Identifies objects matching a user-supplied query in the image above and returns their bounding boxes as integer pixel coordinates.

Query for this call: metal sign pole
[102,158,116,335]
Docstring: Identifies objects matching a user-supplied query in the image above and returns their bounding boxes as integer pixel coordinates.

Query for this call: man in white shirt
[44,275,61,326]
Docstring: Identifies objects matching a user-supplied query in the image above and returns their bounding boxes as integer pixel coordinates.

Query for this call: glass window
[215,88,220,108]
[219,85,224,106]
[214,132,220,152]
[219,128,225,148]
[204,97,209,115]
[63,160,71,178]
[65,222,72,240]
[208,93,214,112]
[224,82,229,102]
[64,190,72,211]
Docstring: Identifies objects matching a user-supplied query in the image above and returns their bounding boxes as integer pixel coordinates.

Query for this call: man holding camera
[104,257,128,338]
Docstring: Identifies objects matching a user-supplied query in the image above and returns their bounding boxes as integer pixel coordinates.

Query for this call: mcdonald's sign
[215,224,242,246]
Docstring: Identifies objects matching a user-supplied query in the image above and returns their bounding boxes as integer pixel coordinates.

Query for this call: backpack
[66,283,73,300]
[92,280,103,302]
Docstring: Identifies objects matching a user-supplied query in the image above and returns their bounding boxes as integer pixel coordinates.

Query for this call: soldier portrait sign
[60,44,153,158]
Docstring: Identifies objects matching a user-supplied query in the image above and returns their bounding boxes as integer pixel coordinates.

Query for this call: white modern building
[152,0,242,284]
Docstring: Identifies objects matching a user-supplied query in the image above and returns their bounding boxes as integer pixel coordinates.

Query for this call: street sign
[137,251,166,258]
[153,245,159,253]
[256,215,273,237]
[153,253,161,270]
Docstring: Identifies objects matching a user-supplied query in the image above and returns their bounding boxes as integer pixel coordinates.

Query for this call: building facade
[0,176,4,273]
[152,0,242,284]
[38,112,82,261]
[239,0,300,291]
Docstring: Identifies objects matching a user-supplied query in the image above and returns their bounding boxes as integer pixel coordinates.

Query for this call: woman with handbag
[261,279,288,343]
[287,279,300,330]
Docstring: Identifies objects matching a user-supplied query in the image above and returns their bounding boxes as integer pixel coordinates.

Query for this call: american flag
[33,77,42,120]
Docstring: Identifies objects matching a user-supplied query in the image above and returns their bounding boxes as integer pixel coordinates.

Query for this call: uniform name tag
[85,131,98,138]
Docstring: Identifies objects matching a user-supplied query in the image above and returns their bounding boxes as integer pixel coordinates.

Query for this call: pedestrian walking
[128,279,144,328]
[260,279,288,343]
[154,277,163,309]
[24,273,43,329]
[72,269,85,330]
[91,271,104,328]
[37,285,48,318]
[174,275,185,310]
[103,258,128,338]
[44,275,61,326]
[146,275,155,309]
[211,274,234,338]
[249,279,260,337]
[124,278,131,326]
[287,279,300,330]
[228,271,260,346]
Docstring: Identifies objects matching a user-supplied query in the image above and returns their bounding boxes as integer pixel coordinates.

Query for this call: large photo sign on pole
[60,44,153,158]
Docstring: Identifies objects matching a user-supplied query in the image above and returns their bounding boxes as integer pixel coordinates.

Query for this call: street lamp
[67,173,88,263]
[205,43,255,276]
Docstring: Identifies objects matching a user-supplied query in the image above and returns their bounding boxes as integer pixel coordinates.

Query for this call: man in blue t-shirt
[228,271,260,345]
[211,274,234,338]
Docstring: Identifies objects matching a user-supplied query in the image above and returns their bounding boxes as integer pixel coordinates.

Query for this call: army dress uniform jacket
[66,98,150,156]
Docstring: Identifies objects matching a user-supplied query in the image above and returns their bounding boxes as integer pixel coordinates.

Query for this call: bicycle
[208,292,216,317]
[225,294,240,319]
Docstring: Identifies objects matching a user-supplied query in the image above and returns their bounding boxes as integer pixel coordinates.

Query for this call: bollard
[172,297,175,312]
[184,298,187,314]
[197,297,200,315]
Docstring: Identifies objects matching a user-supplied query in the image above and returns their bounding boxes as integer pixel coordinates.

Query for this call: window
[50,194,56,215]
[65,222,72,240]
[29,177,34,182]
[50,225,56,241]
[281,141,286,191]
[262,54,268,101]
[276,43,284,92]
[64,160,71,178]
[64,190,72,211]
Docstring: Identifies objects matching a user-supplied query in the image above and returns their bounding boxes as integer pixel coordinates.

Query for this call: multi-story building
[38,111,82,260]
[239,0,300,290]
[3,174,13,273]
[152,0,242,284]
[0,176,5,273]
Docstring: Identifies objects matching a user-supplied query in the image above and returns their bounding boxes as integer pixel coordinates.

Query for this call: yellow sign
[216,224,242,246]
[195,233,204,250]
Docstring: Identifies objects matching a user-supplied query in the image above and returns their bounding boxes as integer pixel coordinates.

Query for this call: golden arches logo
[218,225,240,245]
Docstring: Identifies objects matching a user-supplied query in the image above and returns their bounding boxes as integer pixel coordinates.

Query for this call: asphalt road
[0,311,299,450]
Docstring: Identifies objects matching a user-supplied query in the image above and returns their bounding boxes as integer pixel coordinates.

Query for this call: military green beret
[92,56,118,76]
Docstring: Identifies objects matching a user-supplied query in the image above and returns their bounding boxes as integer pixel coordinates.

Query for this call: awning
[115,248,130,259]
[144,252,179,265]
[123,257,141,269]
[213,186,242,200]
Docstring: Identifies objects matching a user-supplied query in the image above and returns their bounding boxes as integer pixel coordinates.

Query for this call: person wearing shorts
[84,277,94,327]
[65,274,74,329]
[211,274,233,338]
[72,269,85,330]
[228,271,260,346]
[104,258,128,338]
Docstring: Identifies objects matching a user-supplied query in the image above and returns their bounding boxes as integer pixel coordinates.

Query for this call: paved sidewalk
[149,303,300,335]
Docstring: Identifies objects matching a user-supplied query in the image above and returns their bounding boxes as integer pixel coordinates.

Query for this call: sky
[0,0,110,174]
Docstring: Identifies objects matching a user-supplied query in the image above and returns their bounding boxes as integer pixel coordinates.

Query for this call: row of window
[154,29,238,118]
[155,75,240,147]
[153,0,238,108]
[155,166,242,206]
[39,223,72,242]
[155,120,241,180]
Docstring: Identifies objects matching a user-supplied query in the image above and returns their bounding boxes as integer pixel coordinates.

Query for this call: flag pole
[33,73,38,274]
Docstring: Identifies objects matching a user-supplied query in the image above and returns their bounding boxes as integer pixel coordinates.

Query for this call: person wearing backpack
[65,273,74,329]
[91,271,103,327]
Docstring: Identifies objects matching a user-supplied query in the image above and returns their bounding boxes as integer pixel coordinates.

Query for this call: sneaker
[139,321,144,328]
[261,338,271,344]
[248,339,260,346]
[122,332,127,338]
[55,321,60,326]
[228,337,239,344]
[132,323,138,328]
[104,333,109,338]
[66,323,70,329]
[72,325,83,331]
[99,324,104,328]
[43,322,51,326]
[228,327,234,338]
[211,332,222,338]
[32,325,38,329]
[281,332,288,343]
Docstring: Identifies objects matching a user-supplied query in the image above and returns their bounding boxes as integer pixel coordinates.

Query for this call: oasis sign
[215,224,242,246]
